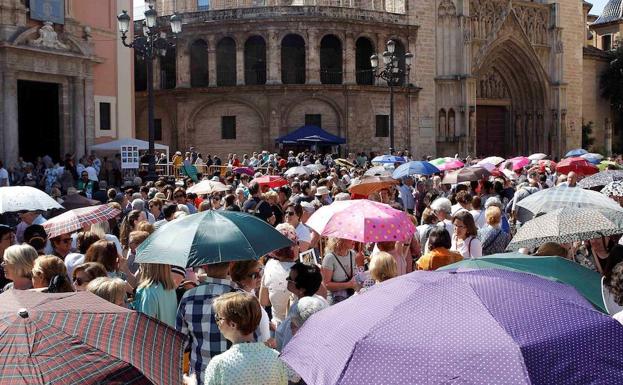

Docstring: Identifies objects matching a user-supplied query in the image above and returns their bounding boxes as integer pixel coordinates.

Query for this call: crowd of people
[2,147,623,384]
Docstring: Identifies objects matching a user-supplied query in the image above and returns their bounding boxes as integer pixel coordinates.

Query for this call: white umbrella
[529,153,548,161]
[477,156,505,166]
[187,180,228,195]
[284,166,311,177]
[0,186,63,213]
[364,166,392,177]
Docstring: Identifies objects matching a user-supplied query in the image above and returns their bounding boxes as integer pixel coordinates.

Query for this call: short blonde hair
[129,231,150,248]
[87,277,126,304]
[213,292,261,335]
[369,251,397,283]
[136,221,154,234]
[485,206,502,226]
[3,244,38,278]
[32,255,74,292]
[138,263,175,290]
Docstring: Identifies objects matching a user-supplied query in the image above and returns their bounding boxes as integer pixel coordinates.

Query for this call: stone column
[344,32,356,85]
[72,77,86,159]
[207,36,217,87]
[84,77,95,154]
[177,40,191,88]
[307,29,320,84]
[2,71,18,165]
[605,118,613,157]
[236,36,245,85]
[266,30,281,85]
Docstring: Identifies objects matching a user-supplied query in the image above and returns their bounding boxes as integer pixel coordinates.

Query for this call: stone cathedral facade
[136,0,612,159]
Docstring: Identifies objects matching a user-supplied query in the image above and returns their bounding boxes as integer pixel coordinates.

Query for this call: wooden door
[476,106,506,157]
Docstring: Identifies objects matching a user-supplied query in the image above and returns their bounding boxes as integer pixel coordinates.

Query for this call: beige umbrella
[187,180,228,195]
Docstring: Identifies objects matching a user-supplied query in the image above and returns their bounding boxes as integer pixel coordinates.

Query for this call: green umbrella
[135,211,293,268]
[439,253,606,313]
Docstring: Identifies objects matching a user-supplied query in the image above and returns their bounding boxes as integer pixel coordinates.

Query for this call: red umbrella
[0,290,184,385]
[43,204,121,239]
[556,157,599,176]
[251,175,288,188]
[538,160,557,173]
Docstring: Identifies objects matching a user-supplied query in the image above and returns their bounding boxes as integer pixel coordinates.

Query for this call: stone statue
[448,112,456,137]
[439,111,447,138]
[30,21,68,50]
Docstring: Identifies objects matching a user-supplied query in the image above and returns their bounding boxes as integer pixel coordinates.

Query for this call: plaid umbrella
[0,290,184,385]
[516,185,623,222]
[441,166,490,184]
[556,157,599,176]
[507,208,623,251]
[187,180,229,195]
[0,186,63,214]
[347,176,398,196]
[578,170,623,189]
[602,180,623,197]
[43,204,121,239]
[251,175,288,188]
[282,269,623,385]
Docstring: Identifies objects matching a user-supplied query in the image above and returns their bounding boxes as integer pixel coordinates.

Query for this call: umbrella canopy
[528,153,548,161]
[477,156,505,166]
[581,153,604,164]
[516,185,623,222]
[556,157,599,176]
[536,159,557,173]
[602,180,623,197]
[306,164,326,173]
[59,193,100,210]
[0,290,184,385]
[392,161,440,178]
[364,166,392,177]
[335,158,355,168]
[347,176,398,196]
[577,170,623,189]
[501,156,530,171]
[440,253,606,313]
[431,157,464,171]
[282,269,623,385]
[565,148,588,158]
[507,208,623,252]
[43,204,121,239]
[306,200,415,243]
[187,180,229,195]
[598,161,621,171]
[284,166,311,177]
[136,211,293,267]
[441,166,490,184]
[250,175,288,188]
[233,166,254,176]
[371,155,405,164]
[0,186,63,214]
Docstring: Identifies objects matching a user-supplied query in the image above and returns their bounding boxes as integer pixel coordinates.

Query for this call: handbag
[333,251,355,298]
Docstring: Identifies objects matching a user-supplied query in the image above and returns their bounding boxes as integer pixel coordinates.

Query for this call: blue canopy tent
[276,125,346,145]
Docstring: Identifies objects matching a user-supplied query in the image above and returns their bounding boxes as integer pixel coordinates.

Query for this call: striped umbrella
[0,290,184,385]
[43,204,121,239]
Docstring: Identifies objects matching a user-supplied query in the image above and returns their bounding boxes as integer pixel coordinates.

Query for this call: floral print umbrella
[578,170,623,189]
[602,180,623,198]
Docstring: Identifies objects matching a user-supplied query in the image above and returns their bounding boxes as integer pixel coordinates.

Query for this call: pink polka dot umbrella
[306,200,415,243]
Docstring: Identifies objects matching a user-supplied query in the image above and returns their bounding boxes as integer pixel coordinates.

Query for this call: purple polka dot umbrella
[281,269,623,385]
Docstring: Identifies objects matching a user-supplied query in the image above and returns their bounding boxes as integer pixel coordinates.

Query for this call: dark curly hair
[608,262,623,306]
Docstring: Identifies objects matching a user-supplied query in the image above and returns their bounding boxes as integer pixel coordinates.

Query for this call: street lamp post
[370,40,413,155]
[117,2,182,181]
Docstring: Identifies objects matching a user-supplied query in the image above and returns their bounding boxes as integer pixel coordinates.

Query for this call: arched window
[244,35,267,85]
[448,108,456,137]
[190,39,209,87]
[320,35,343,84]
[217,37,237,86]
[135,55,147,91]
[355,37,374,85]
[393,39,406,86]
[281,34,305,84]
[160,47,176,89]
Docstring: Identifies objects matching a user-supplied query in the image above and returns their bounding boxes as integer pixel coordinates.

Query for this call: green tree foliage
[582,121,595,150]
[601,44,623,112]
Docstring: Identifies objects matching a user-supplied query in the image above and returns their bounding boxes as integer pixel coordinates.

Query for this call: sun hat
[315,186,330,196]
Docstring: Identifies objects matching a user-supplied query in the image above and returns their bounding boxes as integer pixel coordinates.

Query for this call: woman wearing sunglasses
[50,233,74,260]
[230,260,270,344]
[72,262,107,291]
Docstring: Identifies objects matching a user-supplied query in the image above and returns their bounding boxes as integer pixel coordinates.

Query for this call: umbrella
[500,156,530,171]
[371,155,406,164]
[602,180,623,197]
[250,175,288,188]
[59,193,99,210]
[335,158,355,168]
[364,166,392,177]
[577,170,623,189]
[440,253,606,313]
[536,159,557,172]
[0,186,63,213]
[136,210,293,267]
[347,176,398,196]
[507,208,623,252]
[582,153,604,164]
[556,157,599,176]
[516,185,623,222]
[233,166,254,176]
[392,161,440,178]
[430,157,464,171]
[284,166,311,177]
[528,153,548,161]
[281,269,623,385]
[441,166,490,184]
[477,156,505,166]
[0,290,184,385]
[43,204,121,239]
[306,200,415,243]
[565,148,588,157]
[187,179,229,195]
[306,164,326,173]
[598,161,621,171]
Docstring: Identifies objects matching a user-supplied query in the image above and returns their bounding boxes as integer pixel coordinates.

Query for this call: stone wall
[582,52,612,154]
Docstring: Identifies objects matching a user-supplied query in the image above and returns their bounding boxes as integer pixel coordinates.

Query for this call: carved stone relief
[477,68,509,99]
[30,21,69,50]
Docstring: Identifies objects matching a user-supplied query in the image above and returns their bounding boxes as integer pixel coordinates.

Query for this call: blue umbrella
[282,269,623,385]
[565,148,588,157]
[392,161,440,178]
[371,155,406,164]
